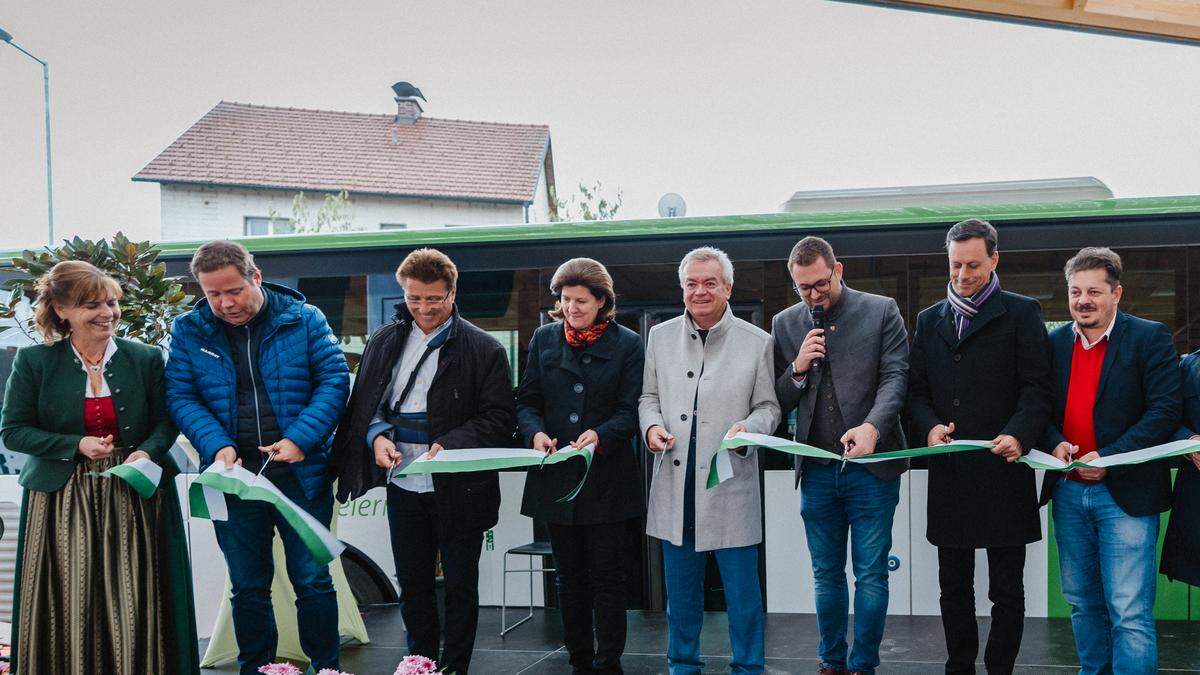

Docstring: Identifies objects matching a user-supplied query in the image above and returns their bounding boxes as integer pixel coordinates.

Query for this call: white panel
[764,470,812,613]
[764,469,913,615]
[159,184,528,241]
[907,469,1051,618]
[477,472,545,608]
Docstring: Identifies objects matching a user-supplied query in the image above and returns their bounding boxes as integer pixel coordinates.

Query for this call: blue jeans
[212,472,339,675]
[800,461,900,675]
[661,534,764,674]
[1052,479,1158,675]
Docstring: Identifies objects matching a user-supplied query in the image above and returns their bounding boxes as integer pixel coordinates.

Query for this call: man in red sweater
[1040,247,1180,675]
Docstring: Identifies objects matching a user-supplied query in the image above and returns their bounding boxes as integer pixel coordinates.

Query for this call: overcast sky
[2,1,1198,249]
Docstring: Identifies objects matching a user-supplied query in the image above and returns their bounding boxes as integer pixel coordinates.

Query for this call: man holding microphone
[771,236,909,675]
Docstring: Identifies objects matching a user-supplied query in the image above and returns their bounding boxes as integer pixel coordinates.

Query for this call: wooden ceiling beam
[840,0,1200,43]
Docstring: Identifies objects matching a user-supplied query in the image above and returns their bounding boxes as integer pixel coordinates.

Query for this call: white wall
[529,165,552,222]
[159,184,532,241]
[763,469,1051,617]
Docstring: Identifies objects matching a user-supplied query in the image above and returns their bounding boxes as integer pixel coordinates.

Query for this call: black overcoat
[1162,350,1200,587]
[517,321,646,525]
[332,304,517,536]
[906,289,1053,548]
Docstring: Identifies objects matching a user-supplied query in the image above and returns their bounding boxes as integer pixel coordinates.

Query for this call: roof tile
[133,101,550,203]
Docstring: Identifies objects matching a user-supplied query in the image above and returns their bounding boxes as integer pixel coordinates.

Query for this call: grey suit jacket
[771,285,909,482]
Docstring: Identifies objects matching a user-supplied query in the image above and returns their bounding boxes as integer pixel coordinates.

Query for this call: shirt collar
[412,316,452,343]
[1072,313,1117,350]
[70,337,118,369]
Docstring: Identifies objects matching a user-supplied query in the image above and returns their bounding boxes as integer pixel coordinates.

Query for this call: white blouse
[70,338,118,398]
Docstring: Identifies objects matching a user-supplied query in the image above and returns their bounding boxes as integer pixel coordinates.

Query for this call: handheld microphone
[810,305,825,372]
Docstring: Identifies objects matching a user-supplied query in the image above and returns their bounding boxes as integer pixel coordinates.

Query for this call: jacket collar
[191,282,305,337]
[936,287,1006,347]
[1094,311,1130,400]
[808,283,858,323]
[556,321,618,377]
[393,302,461,343]
[1053,311,1129,403]
[684,303,733,338]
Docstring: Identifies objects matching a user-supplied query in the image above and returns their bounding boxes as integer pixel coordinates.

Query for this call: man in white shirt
[332,248,516,674]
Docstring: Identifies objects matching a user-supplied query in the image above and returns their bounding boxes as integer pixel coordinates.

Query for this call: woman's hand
[570,429,599,450]
[124,450,151,464]
[533,432,558,455]
[78,435,114,460]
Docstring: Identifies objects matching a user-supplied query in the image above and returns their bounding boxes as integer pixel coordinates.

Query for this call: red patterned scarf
[564,320,610,348]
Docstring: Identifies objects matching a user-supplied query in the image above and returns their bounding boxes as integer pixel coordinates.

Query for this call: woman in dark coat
[1161,350,1200,586]
[517,257,645,675]
[0,261,198,675]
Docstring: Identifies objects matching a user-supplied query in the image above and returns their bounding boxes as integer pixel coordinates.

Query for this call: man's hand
[373,434,399,469]
[533,432,558,454]
[1052,441,1076,463]
[1074,451,1106,481]
[726,423,747,439]
[792,328,826,377]
[842,422,879,459]
[260,438,305,463]
[1188,435,1200,471]
[927,422,955,447]
[646,425,675,452]
[215,445,240,468]
[426,442,445,459]
[124,450,151,464]
[570,429,599,450]
[78,435,114,460]
[990,434,1024,463]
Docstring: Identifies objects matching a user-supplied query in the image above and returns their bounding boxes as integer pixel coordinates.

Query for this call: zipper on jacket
[246,325,264,446]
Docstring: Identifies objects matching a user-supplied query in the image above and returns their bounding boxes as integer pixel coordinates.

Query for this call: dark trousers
[548,520,631,674]
[937,545,1026,675]
[212,474,339,675]
[387,485,484,675]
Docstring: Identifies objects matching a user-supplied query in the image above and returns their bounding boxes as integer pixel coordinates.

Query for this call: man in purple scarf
[906,218,1053,675]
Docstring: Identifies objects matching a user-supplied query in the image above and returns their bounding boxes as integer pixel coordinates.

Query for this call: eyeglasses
[793,272,835,297]
[405,294,450,306]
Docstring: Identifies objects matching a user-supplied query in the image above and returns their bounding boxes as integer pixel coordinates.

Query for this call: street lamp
[0,26,55,246]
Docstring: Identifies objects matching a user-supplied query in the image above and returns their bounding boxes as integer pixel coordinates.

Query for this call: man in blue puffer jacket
[166,240,349,675]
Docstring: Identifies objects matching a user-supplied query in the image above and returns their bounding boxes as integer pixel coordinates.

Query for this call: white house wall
[159,184,530,240]
[530,166,551,222]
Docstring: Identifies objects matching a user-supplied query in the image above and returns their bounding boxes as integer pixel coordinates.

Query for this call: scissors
[254,449,277,484]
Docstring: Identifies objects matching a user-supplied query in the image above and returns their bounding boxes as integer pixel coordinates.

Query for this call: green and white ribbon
[398,445,595,502]
[1020,438,1200,471]
[87,456,163,499]
[708,432,995,488]
[188,461,345,565]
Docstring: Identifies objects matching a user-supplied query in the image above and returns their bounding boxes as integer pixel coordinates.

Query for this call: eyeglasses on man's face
[405,294,450,306]
[792,271,834,297]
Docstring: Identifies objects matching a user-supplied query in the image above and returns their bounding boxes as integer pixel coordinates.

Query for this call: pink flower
[394,654,439,674]
[257,664,302,675]
[317,670,352,675]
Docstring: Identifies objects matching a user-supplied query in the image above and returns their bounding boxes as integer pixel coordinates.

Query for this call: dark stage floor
[201,607,1200,674]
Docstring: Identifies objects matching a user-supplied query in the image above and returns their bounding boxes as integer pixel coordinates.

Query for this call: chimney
[394,97,423,124]
[391,81,426,124]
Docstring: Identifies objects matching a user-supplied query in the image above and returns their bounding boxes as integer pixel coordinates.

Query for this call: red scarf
[564,320,610,348]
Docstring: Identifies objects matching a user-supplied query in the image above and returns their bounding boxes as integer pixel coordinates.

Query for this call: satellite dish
[658,193,687,218]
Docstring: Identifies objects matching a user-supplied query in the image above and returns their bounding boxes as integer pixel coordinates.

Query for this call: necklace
[74,341,106,372]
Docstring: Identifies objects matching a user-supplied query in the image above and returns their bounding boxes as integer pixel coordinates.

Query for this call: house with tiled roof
[133,88,556,240]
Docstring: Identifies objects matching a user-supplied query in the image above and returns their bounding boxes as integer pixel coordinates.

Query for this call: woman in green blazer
[0,261,199,675]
